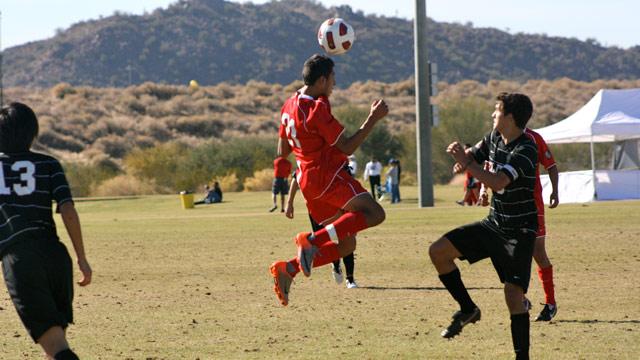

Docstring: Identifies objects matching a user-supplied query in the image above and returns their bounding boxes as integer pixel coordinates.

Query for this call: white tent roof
[534,88,640,144]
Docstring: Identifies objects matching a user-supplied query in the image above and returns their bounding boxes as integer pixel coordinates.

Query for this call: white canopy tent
[534,88,640,203]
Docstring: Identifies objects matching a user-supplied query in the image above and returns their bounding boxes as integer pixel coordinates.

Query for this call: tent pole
[590,138,597,200]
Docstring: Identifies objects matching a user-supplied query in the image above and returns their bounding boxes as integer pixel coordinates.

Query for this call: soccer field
[1,185,639,359]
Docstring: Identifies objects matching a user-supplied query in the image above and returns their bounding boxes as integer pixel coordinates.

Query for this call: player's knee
[428,237,447,261]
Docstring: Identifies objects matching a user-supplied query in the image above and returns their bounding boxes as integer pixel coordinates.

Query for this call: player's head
[0,102,39,153]
[302,54,335,96]
[493,93,533,130]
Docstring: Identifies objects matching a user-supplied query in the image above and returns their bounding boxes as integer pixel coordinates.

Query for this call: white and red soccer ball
[317,18,355,56]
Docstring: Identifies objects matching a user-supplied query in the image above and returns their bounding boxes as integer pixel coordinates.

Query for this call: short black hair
[0,102,39,153]
[496,92,533,129]
[302,54,334,86]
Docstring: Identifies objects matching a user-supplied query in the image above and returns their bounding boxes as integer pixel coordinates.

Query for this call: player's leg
[533,213,557,321]
[504,282,530,360]
[430,223,488,338]
[296,173,383,277]
[496,230,534,359]
[280,193,286,213]
[533,235,557,321]
[269,179,278,212]
[37,326,78,359]
[343,251,357,288]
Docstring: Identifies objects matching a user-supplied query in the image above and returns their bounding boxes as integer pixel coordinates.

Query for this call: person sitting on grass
[195,182,222,205]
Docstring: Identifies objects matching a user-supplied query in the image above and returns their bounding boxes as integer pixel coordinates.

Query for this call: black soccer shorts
[444,220,535,292]
[2,237,74,342]
[272,177,289,195]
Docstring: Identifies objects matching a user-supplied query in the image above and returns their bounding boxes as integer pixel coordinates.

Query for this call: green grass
[1,185,639,359]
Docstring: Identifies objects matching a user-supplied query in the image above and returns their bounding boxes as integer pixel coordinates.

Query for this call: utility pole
[414,0,434,207]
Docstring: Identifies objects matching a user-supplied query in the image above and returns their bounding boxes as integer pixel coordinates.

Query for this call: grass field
[1,185,639,359]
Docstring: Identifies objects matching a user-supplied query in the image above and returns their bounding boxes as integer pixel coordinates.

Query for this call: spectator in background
[270,156,292,212]
[363,157,382,200]
[386,159,401,204]
[394,158,402,202]
[195,182,223,205]
[347,155,358,177]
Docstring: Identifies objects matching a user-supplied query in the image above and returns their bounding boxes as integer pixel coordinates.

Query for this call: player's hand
[549,191,559,209]
[77,258,92,286]
[478,191,489,207]
[369,99,389,121]
[285,203,294,219]
[447,142,470,164]
[452,162,465,174]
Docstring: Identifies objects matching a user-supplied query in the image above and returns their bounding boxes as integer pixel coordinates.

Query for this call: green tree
[431,97,493,183]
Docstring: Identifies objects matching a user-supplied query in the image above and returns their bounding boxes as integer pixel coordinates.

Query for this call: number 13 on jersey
[0,161,36,196]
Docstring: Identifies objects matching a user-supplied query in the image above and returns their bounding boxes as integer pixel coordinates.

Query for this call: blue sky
[2,0,639,50]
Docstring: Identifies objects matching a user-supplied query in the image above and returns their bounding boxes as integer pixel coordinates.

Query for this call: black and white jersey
[0,152,73,253]
[472,130,538,234]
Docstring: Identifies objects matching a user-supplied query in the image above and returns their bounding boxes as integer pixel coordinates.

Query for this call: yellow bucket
[180,192,194,209]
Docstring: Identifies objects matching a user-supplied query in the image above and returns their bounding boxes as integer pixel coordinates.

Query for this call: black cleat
[441,308,481,338]
[535,304,557,322]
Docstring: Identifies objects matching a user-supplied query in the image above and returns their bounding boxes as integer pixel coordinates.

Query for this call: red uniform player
[269,54,388,306]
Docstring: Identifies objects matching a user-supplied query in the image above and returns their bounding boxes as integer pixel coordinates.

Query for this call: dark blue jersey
[0,152,72,253]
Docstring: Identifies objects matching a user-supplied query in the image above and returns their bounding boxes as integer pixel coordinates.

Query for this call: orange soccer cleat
[270,261,293,306]
[294,232,317,277]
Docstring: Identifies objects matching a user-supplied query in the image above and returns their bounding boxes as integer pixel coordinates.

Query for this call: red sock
[537,265,555,305]
[287,258,300,277]
[312,212,368,244]
[310,236,341,268]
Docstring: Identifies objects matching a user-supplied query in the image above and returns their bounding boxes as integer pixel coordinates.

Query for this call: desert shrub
[37,129,85,152]
[243,168,273,191]
[124,142,191,190]
[135,82,182,100]
[215,172,240,192]
[91,174,158,196]
[63,161,121,197]
[167,116,225,137]
[51,83,77,99]
[431,96,493,183]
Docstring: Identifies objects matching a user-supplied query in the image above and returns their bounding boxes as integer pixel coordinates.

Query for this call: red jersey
[279,92,347,199]
[273,157,292,178]
[525,128,556,207]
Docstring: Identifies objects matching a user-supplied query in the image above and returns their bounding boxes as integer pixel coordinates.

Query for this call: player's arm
[334,99,388,155]
[285,175,298,219]
[277,137,292,158]
[547,165,559,208]
[59,202,92,286]
[447,141,511,191]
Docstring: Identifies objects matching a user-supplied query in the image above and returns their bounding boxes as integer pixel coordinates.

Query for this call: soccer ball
[317,18,355,56]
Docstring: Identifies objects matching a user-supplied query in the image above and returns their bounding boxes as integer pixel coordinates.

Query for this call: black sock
[54,349,79,360]
[343,253,355,277]
[332,260,340,269]
[438,268,477,313]
[510,313,530,360]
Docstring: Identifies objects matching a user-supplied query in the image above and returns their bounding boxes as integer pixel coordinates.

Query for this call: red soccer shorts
[305,169,369,225]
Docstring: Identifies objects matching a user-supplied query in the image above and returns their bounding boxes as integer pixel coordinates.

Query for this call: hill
[6,77,640,165]
[4,0,640,87]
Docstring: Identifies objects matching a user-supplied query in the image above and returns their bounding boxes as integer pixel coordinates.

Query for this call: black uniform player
[0,103,92,360]
[429,93,538,360]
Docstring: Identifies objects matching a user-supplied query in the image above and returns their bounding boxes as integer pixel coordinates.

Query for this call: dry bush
[91,174,158,196]
[243,168,273,192]
[51,82,77,99]
[215,172,240,192]
[400,171,417,186]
